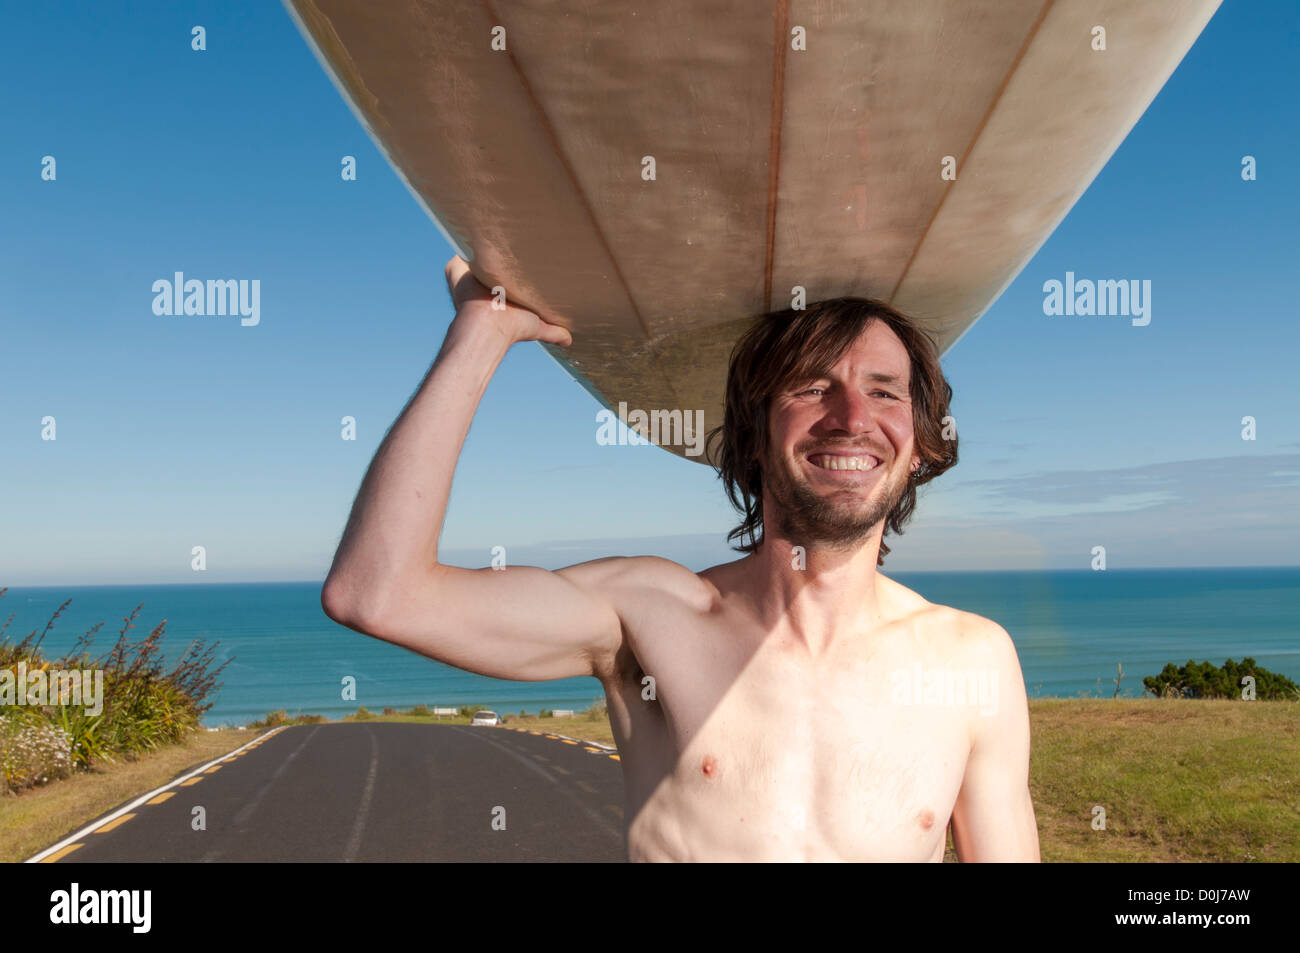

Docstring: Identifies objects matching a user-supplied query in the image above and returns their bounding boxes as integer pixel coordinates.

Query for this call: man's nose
[824,387,874,434]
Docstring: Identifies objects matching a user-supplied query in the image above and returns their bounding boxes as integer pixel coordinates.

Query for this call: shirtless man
[321,256,1041,862]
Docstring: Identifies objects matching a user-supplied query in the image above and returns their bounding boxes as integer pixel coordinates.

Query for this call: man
[321,256,1041,862]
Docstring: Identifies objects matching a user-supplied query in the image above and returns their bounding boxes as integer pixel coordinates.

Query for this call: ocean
[2,567,1296,727]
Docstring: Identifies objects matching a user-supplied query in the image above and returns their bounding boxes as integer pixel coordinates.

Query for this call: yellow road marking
[94,813,136,834]
[146,792,175,805]
[528,731,541,735]
[545,734,559,739]
[40,844,83,863]
[561,739,578,745]
[584,746,602,753]
[608,754,621,761]
[204,765,222,774]
[180,777,203,786]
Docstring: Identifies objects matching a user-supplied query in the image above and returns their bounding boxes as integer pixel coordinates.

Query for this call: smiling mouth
[807,453,882,472]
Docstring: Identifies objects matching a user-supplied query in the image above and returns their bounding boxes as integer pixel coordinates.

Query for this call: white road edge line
[546,731,616,752]
[476,725,617,751]
[24,726,286,863]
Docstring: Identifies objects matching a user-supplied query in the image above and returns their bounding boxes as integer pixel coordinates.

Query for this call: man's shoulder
[926,605,1024,687]
[948,608,1016,659]
[877,573,937,617]
[562,554,717,607]
[952,609,1013,646]
[883,579,1014,656]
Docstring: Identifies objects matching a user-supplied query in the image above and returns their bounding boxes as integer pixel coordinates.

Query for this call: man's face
[762,320,921,550]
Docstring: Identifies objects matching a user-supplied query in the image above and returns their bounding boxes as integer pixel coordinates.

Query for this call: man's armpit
[576,553,699,683]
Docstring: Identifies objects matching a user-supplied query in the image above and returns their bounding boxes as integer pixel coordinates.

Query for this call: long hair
[705,297,958,565]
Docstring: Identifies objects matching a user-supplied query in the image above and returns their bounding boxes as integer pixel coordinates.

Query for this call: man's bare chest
[605,603,976,860]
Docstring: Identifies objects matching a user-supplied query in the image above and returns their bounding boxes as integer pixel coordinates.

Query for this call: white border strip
[537,729,617,752]
[24,727,285,863]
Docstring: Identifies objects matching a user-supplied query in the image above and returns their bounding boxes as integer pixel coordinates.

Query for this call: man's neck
[739,527,889,656]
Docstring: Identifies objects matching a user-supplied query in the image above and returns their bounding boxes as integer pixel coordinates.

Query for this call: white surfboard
[284,0,1221,464]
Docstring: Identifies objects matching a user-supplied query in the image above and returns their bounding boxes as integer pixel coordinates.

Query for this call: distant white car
[470,710,501,726]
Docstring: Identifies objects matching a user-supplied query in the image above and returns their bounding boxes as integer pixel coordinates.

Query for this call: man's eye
[799,388,898,398]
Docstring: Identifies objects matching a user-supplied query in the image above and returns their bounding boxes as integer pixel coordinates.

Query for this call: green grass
[1026,697,1299,861]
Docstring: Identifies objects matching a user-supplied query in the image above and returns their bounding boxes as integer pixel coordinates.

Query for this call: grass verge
[1027,697,1299,862]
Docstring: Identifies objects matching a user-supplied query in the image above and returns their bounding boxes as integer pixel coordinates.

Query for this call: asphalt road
[37,724,627,862]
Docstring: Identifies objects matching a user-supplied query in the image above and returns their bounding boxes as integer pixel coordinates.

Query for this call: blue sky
[1,1,1297,586]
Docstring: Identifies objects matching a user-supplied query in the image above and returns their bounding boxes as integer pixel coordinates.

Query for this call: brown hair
[705,297,958,565]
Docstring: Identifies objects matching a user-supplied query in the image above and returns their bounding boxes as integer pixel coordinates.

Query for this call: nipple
[701,755,718,779]
[918,808,935,830]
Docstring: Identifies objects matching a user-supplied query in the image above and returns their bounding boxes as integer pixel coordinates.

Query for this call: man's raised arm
[321,256,625,682]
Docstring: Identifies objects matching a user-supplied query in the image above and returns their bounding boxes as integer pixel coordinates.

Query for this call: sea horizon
[3,566,1297,727]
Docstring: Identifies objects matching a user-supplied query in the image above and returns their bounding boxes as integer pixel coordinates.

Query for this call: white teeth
[810,454,880,471]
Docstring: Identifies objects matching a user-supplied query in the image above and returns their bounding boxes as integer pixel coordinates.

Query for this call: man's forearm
[322,318,512,624]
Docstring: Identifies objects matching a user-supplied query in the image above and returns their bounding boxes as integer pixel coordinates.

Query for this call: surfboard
[283,0,1221,465]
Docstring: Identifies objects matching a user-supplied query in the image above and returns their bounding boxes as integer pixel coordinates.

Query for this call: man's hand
[444,255,572,348]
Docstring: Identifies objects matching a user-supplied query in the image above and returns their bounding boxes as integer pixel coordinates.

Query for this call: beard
[763,444,911,550]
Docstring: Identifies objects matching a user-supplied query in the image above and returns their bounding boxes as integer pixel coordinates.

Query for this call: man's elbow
[321,565,446,642]
[321,572,388,635]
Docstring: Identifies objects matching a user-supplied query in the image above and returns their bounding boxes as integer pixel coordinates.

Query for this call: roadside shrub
[1143,658,1299,700]
[250,710,326,728]
[1,711,74,794]
[0,589,231,787]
